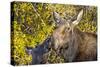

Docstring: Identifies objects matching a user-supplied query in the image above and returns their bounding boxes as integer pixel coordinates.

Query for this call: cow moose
[52,10,97,62]
[26,9,97,64]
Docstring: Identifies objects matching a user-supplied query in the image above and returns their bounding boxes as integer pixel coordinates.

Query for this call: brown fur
[52,10,97,62]
[74,29,97,61]
[52,27,97,62]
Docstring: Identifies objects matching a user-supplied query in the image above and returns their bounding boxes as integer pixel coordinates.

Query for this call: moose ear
[72,10,83,25]
[53,12,64,26]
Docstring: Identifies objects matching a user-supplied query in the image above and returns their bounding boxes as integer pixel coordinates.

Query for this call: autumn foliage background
[11,2,97,65]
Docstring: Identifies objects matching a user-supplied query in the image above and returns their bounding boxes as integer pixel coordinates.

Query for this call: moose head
[52,10,83,50]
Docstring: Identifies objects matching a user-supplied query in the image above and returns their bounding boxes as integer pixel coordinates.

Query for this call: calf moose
[26,10,97,64]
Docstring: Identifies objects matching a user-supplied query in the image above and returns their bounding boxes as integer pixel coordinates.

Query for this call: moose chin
[26,9,97,64]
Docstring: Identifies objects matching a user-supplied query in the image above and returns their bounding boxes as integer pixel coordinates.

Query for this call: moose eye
[61,27,70,34]
[65,27,70,32]
[67,27,70,30]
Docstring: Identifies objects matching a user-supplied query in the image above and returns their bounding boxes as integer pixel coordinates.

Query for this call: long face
[52,10,83,50]
[52,21,72,50]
